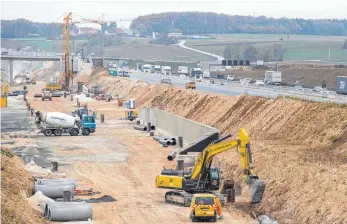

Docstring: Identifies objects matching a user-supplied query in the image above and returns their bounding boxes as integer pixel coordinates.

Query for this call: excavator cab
[207,168,220,190]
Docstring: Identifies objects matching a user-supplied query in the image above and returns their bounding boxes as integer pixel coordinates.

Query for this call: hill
[130,12,347,36]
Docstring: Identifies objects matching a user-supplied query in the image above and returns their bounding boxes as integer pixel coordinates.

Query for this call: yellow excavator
[155,128,265,206]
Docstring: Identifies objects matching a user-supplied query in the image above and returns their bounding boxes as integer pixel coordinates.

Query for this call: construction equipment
[35,111,96,136]
[59,12,73,89]
[186,82,196,89]
[155,128,265,206]
[41,91,52,101]
[124,110,138,121]
[45,83,63,91]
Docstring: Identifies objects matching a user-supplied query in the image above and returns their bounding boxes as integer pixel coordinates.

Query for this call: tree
[243,45,258,61]
[343,39,347,49]
[223,45,232,60]
[272,43,286,61]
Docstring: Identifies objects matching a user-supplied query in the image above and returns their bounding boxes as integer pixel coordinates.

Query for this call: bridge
[1,51,128,84]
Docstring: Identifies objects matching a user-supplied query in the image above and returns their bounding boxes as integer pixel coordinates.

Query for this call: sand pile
[27,191,54,213]
[1,151,46,224]
[81,70,347,224]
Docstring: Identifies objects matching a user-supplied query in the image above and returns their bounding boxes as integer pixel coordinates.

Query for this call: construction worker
[215,197,223,219]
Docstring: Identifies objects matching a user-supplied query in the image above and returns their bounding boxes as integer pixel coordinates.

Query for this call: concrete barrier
[139,108,218,144]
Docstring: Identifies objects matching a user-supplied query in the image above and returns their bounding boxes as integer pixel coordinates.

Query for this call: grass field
[186,34,347,62]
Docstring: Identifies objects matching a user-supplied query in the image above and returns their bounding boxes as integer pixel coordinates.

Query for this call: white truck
[178,66,189,76]
[264,71,282,85]
[35,112,96,136]
[161,66,171,75]
[143,64,152,73]
[154,65,161,74]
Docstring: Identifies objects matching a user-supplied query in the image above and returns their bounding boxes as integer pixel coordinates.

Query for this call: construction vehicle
[45,83,63,91]
[155,128,265,207]
[35,111,96,136]
[41,90,52,101]
[124,110,138,121]
[190,193,218,222]
[186,82,196,89]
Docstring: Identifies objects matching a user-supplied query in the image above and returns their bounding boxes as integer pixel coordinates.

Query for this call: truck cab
[81,115,96,135]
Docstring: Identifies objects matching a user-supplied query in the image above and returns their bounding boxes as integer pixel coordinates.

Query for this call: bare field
[104,38,215,61]
[185,34,347,62]
[81,71,347,224]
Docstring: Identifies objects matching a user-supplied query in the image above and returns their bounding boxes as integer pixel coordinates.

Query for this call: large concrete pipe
[153,136,162,141]
[167,151,177,161]
[133,125,147,131]
[35,184,75,199]
[36,179,76,188]
[159,139,172,146]
[45,201,92,221]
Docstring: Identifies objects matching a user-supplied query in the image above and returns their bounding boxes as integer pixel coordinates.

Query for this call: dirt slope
[79,70,347,224]
[1,149,46,224]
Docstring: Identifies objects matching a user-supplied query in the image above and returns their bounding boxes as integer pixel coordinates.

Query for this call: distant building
[167,32,183,37]
[78,27,98,34]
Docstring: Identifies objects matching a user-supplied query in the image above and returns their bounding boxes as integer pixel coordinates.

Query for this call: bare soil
[79,70,347,224]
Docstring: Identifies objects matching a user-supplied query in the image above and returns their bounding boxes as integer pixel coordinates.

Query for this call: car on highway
[241,78,252,85]
[294,85,304,91]
[227,75,234,81]
[161,78,172,85]
[313,86,323,92]
[255,80,265,86]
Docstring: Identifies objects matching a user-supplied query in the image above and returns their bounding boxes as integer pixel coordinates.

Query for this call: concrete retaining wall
[139,108,218,144]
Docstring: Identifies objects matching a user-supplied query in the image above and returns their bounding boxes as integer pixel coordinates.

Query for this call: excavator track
[164,190,192,207]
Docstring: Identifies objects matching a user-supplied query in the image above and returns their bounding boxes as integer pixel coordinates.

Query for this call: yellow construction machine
[155,128,265,206]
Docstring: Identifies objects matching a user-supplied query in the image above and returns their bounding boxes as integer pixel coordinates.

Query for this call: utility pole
[328,46,331,60]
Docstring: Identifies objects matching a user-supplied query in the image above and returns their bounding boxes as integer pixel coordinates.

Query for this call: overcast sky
[1,0,347,27]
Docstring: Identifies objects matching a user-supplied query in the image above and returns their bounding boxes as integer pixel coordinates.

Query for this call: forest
[130,12,347,36]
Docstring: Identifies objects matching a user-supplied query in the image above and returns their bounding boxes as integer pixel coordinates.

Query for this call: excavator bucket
[247,177,265,204]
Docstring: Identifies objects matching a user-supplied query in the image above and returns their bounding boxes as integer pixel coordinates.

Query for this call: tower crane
[59,12,72,90]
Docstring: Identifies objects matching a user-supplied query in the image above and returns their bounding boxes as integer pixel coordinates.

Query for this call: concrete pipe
[35,184,75,199]
[153,136,162,141]
[167,151,177,161]
[36,179,76,188]
[159,139,172,146]
[133,125,147,131]
[45,201,92,221]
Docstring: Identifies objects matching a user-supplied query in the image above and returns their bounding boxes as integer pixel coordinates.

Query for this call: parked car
[8,90,26,96]
[294,85,304,91]
[227,75,234,81]
[255,80,265,86]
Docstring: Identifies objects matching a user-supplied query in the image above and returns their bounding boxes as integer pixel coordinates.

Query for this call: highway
[129,72,347,104]
[130,72,277,97]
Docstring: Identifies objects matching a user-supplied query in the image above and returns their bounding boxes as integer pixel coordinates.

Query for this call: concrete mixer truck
[35,112,96,136]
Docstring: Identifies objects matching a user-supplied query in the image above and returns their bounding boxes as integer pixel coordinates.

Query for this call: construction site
[1,7,347,224]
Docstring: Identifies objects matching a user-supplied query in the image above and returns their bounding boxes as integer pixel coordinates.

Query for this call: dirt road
[26,83,257,224]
